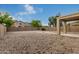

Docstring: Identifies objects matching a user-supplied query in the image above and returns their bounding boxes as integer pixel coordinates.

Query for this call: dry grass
[0,31,79,54]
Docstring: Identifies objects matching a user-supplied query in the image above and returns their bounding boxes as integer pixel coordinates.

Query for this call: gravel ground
[0,31,79,54]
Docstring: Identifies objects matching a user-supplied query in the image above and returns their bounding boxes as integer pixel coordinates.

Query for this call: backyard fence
[7,26,50,32]
[7,26,41,32]
[6,25,79,32]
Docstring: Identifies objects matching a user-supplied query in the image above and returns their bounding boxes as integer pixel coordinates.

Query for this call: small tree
[48,13,60,27]
[31,20,42,29]
[3,17,14,28]
[0,13,14,28]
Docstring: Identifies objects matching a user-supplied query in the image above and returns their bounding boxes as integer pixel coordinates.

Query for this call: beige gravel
[0,31,79,54]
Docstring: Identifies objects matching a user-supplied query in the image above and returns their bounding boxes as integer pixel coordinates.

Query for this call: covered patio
[57,13,79,35]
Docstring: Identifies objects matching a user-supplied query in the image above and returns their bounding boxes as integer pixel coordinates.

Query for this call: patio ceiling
[58,13,79,21]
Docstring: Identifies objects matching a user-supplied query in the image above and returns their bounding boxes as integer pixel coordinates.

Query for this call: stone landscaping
[0,31,79,54]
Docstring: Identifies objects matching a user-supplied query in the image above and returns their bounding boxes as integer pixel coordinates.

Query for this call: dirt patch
[0,31,79,54]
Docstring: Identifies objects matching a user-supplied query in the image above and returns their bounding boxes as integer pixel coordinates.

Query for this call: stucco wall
[0,24,6,39]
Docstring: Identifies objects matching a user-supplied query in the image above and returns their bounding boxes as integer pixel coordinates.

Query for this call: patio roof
[58,13,79,21]
[57,12,79,35]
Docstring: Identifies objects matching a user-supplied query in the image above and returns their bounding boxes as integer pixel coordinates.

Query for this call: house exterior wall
[48,25,79,32]
[11,21,32,27]
[12,21,26,27]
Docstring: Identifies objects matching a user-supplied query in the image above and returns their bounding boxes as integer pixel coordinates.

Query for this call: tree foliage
[0,13,14,28]
[31,20,42,27]
[48,13,60,27]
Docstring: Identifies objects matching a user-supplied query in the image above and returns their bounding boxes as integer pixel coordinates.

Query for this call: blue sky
[0,4,79,25]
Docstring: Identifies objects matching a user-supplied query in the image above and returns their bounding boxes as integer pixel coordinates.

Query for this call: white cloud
[17,4,36,15]
[15,4,43,21]
[17,4,43,15]
[24,4,36,14]
[17,16,23,21]
[17,12,28,15]
[14,14,23,21]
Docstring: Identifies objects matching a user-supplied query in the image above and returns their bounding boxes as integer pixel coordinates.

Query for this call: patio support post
[63,21,67,33]
[57,18,61,35]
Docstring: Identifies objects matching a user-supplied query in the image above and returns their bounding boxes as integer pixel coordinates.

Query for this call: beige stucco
[57,13,79,35]
[0,24,6,39]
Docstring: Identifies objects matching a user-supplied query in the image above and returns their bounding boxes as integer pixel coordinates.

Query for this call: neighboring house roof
[12,20,32,27]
